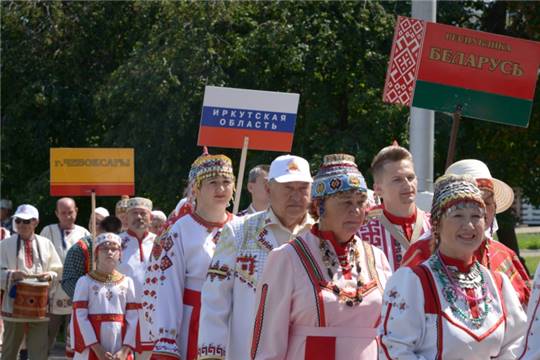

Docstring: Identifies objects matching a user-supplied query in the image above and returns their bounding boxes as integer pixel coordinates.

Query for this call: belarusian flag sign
[383,16,540,127]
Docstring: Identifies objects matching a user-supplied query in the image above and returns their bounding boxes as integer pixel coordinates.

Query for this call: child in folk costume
[380,175,526,359]
[70,233,141,360]
[251,154,391,360]
[144,153,235,360]
[402,159,531,306]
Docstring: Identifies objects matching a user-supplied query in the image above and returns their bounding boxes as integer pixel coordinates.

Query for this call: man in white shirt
[197,155,314,360]
[1,204,62,360]
[237,165,270,216]
[40,197,89,353]
[117,197,156,360]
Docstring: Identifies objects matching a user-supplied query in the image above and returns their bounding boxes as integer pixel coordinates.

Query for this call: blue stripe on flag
[201,106,297,133]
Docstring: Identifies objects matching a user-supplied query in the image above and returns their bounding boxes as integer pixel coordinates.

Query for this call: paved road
[515,226,540,234]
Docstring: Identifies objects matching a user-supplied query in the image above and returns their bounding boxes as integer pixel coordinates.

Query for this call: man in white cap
[118,197,156,360]
[197,155,314,360]
[150,210,167,234]
[118,197,156,295]
[0,204,62,360]
[91,207,110,234]
[40,197,90,354]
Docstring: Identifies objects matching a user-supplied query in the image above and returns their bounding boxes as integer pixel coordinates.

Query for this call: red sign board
[383,16,540,127]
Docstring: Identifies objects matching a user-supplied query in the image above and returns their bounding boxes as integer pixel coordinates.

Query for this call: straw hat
[445,159,514,214]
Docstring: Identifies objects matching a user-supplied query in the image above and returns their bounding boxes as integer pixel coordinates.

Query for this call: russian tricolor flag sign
[197,86,300,152]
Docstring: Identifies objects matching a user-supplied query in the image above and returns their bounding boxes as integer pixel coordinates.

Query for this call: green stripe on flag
[412,80,532,127]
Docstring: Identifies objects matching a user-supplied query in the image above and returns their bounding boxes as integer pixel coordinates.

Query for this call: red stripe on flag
[50,184,134,196]
[417,22,540,100]
[198,126,294,152]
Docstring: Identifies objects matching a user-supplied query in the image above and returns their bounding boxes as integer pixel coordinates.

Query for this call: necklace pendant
[345,299,354,307]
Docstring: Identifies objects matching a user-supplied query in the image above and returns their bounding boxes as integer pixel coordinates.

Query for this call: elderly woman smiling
[250,154,391,360]
[379,174,527,360]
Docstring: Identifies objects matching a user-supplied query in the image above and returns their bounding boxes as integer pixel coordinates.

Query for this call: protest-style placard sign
[198,86,300,213]
[50,148,135,196]
[197,86,300,151]
[383,16,540,128]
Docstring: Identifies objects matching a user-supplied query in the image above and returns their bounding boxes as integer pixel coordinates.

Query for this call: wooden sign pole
[90,190,97,271]
[445,105,462,170]
[233,136,249,214]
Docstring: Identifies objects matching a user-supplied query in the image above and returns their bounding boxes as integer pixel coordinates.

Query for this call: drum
[12,279,49,320]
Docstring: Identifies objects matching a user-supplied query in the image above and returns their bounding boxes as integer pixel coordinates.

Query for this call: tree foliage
[1,1,539,227]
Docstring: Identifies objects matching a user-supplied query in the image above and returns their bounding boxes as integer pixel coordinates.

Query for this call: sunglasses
[15,218,32,225]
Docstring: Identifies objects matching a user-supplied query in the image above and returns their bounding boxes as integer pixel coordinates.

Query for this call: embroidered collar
[383,206,417,226]
[264,207,315,233]
[89,269,124,284]
[311,224,352,258]
[190,211,233,232]
[127,229,149,241]
[439,252,475,272]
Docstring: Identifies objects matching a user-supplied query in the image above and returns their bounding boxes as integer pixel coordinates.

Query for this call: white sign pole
[233,136,249,214]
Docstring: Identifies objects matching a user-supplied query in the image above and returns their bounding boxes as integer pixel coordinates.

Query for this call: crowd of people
[0,143,539,360]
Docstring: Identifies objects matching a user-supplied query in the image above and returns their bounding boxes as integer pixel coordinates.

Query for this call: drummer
[0,204,63,360]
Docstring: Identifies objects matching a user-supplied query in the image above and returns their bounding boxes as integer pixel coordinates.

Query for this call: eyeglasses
[15,218,32,225]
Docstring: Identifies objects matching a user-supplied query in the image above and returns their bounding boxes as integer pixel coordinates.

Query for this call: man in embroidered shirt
[118,197,156,360]
[237,165,270,216]
[197,155,314,360]
[0,204,62,360]
[359,144,431,271]
[40,197,90,354]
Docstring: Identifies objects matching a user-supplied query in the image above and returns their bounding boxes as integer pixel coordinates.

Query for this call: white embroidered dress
[251,230,391,360]
[197,210,313,360]
[379,256,527,360]
[143,213,233,359]
[70,273,140,359]
[40,224,90,314]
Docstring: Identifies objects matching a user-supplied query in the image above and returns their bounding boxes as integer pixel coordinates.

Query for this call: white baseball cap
[269,155,313,183]
[95,207,110,218]
[13,204,39,220]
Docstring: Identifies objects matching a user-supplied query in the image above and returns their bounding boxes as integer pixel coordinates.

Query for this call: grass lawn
[517,233,540,250]
[524,256,540,275]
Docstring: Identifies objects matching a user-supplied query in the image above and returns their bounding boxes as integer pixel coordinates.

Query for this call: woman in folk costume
[402,159,530,306]
[251,154,391,360]
[380,175,527,359]
[70,233,141,360]
[144,153,235,360]
[520,265,540,359]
